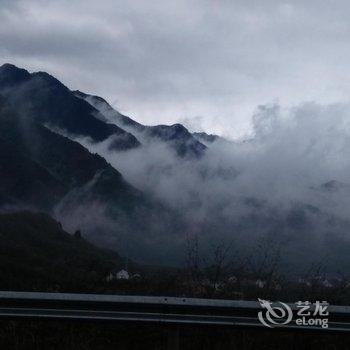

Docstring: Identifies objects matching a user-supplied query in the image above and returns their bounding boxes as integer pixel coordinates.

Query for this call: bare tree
[246,236,283,291]
[185,235,234,297]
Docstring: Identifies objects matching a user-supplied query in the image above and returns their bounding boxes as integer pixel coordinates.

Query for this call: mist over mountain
[0,64,140,151]
[74,90,206,158]
[0,72,183,263]
[77,92,350,272]
[1,63,350,273]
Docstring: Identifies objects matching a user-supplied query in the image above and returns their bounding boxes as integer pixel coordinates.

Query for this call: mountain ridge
[74,90,207,158]
[0,64,140,151]
[0,90,185,264]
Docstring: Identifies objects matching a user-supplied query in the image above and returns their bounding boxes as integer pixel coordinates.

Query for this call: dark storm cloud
[1,0,350,137]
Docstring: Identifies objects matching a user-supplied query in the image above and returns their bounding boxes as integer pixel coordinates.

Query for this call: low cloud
[78,102,350,219]
[48,100,350,271]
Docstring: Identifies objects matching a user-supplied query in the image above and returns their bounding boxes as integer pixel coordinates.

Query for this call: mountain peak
[193,132,219,144]
[0,63,26,72]
[0,64,66,91]
[0,63,31,87]
[0,64,141,150]
[172,123,187,132]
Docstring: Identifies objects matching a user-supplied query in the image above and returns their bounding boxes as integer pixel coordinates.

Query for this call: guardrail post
[166,326,179,350]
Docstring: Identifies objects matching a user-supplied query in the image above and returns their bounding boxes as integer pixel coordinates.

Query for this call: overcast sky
[1,0,350,138]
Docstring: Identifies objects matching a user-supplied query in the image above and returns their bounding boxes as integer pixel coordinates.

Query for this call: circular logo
[258,298,293,328]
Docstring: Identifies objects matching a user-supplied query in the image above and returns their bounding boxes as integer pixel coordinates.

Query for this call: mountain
[193,132,220,144]
[144,123,206,158]
[74,90,206,158]
[2,63,350,273]
[0,64,140,151]
[0,93,184,264]
[0,95,142,211]
[0,211,122,292]
[0,63,205,157]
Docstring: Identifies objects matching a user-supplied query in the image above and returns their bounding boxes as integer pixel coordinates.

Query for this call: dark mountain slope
[0,64,140,151]
[0,95,184,263]
[74,90,142,129]
[0,95,142,211]
[0,137,65,209]
[0,211,122,292]
[74,90,206,158]
[0,97,66,209]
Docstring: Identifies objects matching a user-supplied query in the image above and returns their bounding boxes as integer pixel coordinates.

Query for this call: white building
[116,269,130,280]
[255,279,266,288]
[106,269,130,282]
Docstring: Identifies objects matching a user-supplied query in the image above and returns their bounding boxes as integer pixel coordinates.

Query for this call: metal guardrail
[0,291,349,332]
